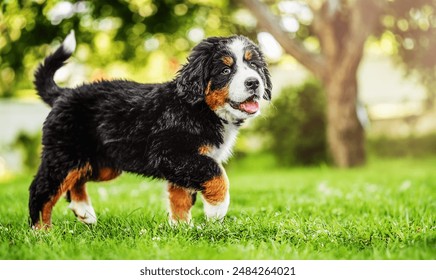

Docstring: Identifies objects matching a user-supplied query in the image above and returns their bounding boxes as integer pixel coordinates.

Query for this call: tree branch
[241,0,326,79]
[337,0,385,73]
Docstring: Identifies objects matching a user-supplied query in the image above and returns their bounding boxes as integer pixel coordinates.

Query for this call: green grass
[0,155,435,259]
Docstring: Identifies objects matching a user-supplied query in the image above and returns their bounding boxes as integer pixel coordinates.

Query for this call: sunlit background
[1,0,436,176]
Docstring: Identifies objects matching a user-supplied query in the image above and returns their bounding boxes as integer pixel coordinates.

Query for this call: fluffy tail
[34,30,76,107]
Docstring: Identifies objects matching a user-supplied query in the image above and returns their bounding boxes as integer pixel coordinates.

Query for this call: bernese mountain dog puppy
[29,31,272,229]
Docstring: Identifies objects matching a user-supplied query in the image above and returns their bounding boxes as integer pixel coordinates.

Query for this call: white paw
[202,190,230,221]
[68,201,97,224]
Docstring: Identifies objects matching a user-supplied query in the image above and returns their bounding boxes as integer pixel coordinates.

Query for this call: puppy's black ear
[175,39,216,105]
[252,44,272,101]
[262,65,272,101]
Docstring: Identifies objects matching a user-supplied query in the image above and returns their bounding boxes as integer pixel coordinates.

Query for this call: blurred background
[1,0,436,177]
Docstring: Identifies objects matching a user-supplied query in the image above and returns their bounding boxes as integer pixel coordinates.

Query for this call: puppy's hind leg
[29,164,62,229]
[29,161,92,229]
[67,183,97,225]
[67,167,121,225]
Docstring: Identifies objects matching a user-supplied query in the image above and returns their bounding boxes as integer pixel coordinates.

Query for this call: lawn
[0,155,434,259]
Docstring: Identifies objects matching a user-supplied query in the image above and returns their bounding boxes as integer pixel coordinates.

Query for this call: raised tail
[34,30,76,107]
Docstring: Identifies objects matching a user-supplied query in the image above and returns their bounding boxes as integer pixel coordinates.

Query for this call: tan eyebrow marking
[222,56,234,67]
[244,50,253,61]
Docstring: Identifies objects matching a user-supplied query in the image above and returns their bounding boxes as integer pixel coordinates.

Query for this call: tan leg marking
[168,183,194,223]
[96,167,121,181]
[68,183,97,224]
[36,163,92,229]
[201,166,230,220]
[70,183,89,202]
[202,172,229,205]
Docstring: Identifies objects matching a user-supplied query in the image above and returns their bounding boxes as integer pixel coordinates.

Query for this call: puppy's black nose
[245,77,260,91]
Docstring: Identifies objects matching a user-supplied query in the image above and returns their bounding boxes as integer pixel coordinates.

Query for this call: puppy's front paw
[202,190,230,221]
[201,168,230,221]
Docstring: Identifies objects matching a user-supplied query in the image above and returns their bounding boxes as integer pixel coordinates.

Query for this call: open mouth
[229,95,260,115]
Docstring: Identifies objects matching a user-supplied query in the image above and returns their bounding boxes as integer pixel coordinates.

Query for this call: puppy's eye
[221,67,231,75]
[249,62,258,70]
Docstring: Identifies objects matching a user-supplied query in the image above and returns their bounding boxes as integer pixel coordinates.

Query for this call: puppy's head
[176,36,272,123]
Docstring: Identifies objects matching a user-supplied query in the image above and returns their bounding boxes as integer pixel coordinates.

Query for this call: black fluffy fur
[29,35,272,227]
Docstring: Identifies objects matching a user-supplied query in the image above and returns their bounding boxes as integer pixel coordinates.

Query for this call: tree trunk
[324,71,365,167]
[241,0,383,167]
[317,2,368,168]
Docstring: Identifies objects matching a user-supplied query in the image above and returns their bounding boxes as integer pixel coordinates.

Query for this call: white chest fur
[208,123,239,163]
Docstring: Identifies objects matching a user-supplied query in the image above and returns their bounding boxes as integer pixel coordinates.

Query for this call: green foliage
[13,131,41,171]
[0,156,435,259]
[257,79,328,166]
[378,0,436,103]
[0,0,238,97]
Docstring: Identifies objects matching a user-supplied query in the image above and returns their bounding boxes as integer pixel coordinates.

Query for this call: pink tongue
[239,101,259,114]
